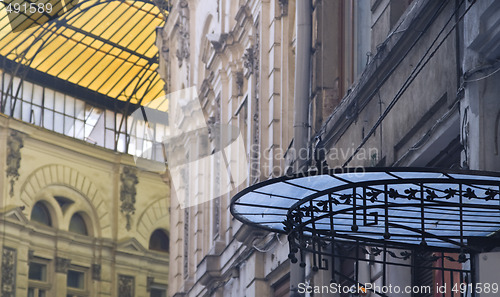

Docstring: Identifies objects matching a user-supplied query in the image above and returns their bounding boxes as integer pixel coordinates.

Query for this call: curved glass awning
[0,0,167,110]
[231,168,500,252]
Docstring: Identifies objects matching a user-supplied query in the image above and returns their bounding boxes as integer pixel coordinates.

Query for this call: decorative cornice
[175,0,190,67]
[278,0,288,17]
[92,264,101,280]
[236,71,244,96]
[118,275,135,297]
[151,0,171,19]
[243,47,255,77]
[55,257,71,273]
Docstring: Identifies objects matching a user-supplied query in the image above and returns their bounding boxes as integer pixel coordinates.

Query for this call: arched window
[69,213,88,236]
[149,229,169,253]
[31,202,52,226]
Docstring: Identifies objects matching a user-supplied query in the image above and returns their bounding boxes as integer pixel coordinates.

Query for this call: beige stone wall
[159,0,492,296]
[0,114,170,296]
[160,0,297,296]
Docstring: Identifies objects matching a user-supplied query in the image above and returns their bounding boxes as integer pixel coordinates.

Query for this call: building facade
[160,0,500,296]
[159,0,298,296]
[0,0,172,295]
[0,114,170,297]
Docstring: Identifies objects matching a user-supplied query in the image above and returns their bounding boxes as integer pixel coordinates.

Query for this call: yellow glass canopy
[0,0,167,109]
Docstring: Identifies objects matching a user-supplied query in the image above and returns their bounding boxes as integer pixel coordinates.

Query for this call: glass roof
[231,168,500,251]
[0,0,167,109]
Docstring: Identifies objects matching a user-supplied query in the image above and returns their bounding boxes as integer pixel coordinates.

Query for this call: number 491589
[5,2,53,14]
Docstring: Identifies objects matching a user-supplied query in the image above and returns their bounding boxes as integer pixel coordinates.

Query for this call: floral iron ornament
[6,131,23,197]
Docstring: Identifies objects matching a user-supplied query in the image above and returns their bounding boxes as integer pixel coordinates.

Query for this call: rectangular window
[66,267,88,297]
[28,288,46,297]
[150,287,167,297]
[28,262,47,281]
[67,270,85,289]
[272,276,290,297]
[28,259,50,297]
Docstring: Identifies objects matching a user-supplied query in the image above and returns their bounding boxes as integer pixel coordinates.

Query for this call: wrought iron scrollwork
[283,177,498,279]
[233,169,499,297]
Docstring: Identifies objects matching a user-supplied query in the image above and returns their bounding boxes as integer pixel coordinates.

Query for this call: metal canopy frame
[231,168,500,297]
[0,0,168,113]
[0,0,171,158]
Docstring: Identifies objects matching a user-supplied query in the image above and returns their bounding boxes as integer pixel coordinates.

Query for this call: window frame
[66,265,89,297]
[148,229,170,253]
[31,201,52,227]
[68,212,89,236]
[149,284,167,297]
[28,257,52,297]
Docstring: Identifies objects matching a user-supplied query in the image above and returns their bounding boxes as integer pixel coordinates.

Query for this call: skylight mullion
[39,1,126,76]
[70,1,155,89]
[93,3,161,93]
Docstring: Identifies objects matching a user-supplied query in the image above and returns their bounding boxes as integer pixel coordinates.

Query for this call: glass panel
[28,262,47,281]
[3,94,11,114]
[128,136,136,155]
[32,84,43,106]
[2,73,10,90]
[31,202,51,226]
[116,132,126,152]
[74,120,85,140]
[116,113,126,132]
[142,140,153,159]
[88,115,105,146]
[12,76,22,98]
[12,97,22,118]
[75,100,85,120]
[67,270,85,289]
[32,105,42,126]
[105,110,114,129]
[22,100,31,123]
[65,116,75,137]
[43,110,54,130]
[54,92,65,113]
[149,229,169,252]
[105,129,114,150]
[69,213,88,236]
[54,113,64,133]
[65,96,75,116]
[44,88,54,110]
[23,81,33,104]
[156,123,166,143]
[150,288,166,297]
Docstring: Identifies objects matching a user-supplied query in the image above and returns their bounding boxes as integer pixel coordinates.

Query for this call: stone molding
[92,264,101,280]
[175,0,190,67]
[1,247,17,297]
[118,274,135,297]
[19,164,111,237]
[120,166,139,231]
[55,257,71,273]
[6,130,23,197]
